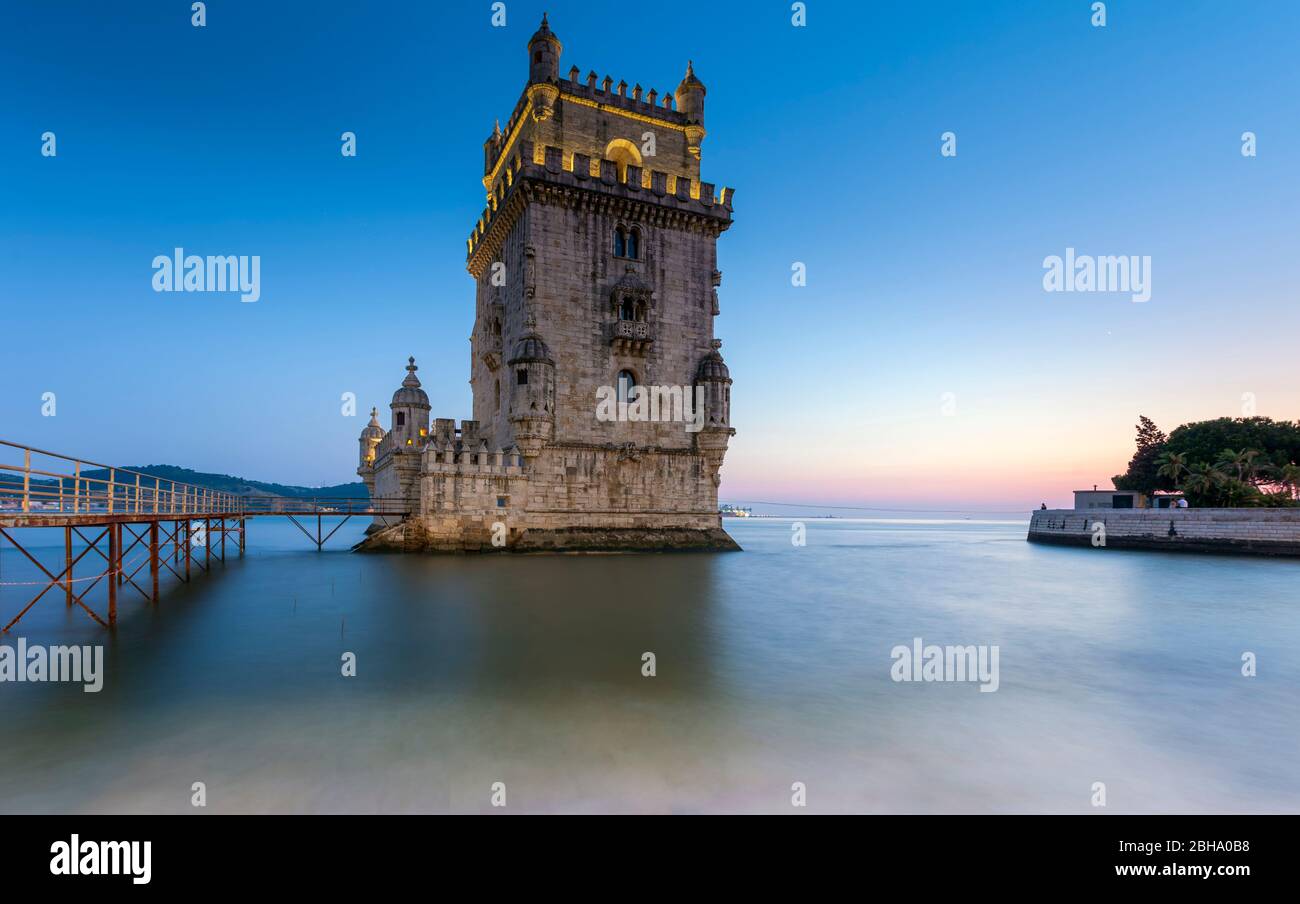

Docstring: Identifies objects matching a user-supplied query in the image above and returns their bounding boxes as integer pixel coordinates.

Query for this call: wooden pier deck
[0,439,408,632]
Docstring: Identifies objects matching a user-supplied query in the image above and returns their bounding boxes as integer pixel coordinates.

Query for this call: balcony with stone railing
[610,319,653,355]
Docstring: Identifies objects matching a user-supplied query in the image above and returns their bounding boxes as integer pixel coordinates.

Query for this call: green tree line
[1113,416,1300,507]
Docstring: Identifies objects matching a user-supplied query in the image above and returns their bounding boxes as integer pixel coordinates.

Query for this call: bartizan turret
[356,406,385,495]
[695,340,734,485]
[507,313,555,458]
[526,13,562,121]
[675,60,706,159]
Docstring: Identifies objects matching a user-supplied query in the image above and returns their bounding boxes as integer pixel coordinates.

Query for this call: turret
[389,356,431,448]
[483,119,503,178]
[526,14,562,121]
[675,60,707,159]
[356,406,385,496]
[694,340,734,485]
[507,313,555,457]
[528,13,562,83]
[695,340,731,428]
[358,407,384,468]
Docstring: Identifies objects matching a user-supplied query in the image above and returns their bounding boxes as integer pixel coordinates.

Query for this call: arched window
[396,412,406,427]
[604,138,642,184]
[626,227,640,260]
[614,226,626,258]
[620,296,635,321]
[616,370,637,404]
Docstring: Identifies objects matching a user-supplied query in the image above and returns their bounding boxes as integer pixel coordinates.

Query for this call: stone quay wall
[1028,508,1300,556]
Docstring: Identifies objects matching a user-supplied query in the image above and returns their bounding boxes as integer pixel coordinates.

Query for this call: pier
[0,439,408,633]
[1027,506,1300,557]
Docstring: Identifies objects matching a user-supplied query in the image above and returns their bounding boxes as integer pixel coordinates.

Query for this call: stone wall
[370,446,421,520]
[360,429,731,552]
[468,144,731,454]
[1028,508,1300,556]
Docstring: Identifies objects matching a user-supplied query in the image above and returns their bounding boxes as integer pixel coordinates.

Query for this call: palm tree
[1216,448,1261,483]
[1183,462,1226,503]
[1156,451,1188,485]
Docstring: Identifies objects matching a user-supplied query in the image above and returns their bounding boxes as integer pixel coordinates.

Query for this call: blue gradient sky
[2,1,1297,509]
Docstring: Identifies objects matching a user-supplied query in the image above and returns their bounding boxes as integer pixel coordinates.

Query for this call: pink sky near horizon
[721,392,1300,512]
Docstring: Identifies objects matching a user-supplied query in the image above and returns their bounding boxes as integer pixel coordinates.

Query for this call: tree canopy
[1112,416,1300,507]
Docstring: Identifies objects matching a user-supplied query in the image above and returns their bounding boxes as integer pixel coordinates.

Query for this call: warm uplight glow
[559,92,689,133]
[604,138,642,184]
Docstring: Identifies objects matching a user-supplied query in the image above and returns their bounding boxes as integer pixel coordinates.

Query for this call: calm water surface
[1,517,1297,813]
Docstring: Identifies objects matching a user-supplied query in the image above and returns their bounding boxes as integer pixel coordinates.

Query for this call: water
[1,517,1297,814]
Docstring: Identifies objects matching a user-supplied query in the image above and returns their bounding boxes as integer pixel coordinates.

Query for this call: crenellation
[466,141,735,261]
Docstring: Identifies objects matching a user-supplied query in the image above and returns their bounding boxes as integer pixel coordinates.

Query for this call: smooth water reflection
[1,517,1297,813]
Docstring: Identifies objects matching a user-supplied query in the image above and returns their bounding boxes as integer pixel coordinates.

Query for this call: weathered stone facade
[356,16,738,553]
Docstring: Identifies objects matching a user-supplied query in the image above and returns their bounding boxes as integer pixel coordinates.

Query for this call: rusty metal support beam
[65,525,73,607]
[0,526,110,632]
[107,521,117,626]
[150,520,159,602]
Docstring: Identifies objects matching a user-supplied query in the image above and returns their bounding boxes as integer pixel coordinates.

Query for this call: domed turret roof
[529,12,561,49]
[677,60,706,93]
[508,311,554,365]
[696,342,730,381]
[360,407,384,440]
[509,332,553,365]
[391,356,431,407]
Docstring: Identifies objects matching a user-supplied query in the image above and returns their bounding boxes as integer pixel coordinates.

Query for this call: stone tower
[467,14,734,467]
[361,16,738,552]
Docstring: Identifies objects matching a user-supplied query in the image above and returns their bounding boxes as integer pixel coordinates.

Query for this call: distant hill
[0,464,367,499]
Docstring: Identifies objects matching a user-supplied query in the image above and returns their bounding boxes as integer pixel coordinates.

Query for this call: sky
[2,1,1298,510]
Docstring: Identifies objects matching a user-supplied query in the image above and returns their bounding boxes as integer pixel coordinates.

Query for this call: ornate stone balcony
[610,319,653,354]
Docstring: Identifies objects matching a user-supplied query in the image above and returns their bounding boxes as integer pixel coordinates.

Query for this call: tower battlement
[480,14,710,207]
[483,68,694,181]
[467,139,734,274]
